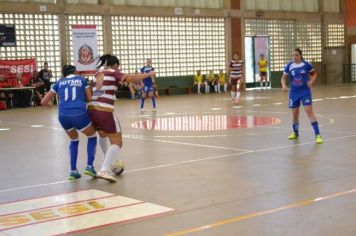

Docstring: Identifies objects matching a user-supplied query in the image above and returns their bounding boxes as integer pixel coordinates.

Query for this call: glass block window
[245,18,295,71]
[65,15,104,65]
[111,16,226,76]
[325,24,344,47]
[0,13,61,81]
[296,22,322,62]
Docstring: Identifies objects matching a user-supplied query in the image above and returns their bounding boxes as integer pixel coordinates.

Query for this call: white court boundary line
[1,133,356,194]
[124,135,252,152]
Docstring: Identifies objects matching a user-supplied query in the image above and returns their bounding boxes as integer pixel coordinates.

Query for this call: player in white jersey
[88,54,155,182]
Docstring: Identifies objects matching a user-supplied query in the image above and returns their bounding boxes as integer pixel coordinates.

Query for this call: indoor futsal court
[1,85,356,235]
[1,0,356,235]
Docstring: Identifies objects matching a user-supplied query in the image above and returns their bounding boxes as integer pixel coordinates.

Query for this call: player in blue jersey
[281,48,323,144]
[140,58,156,112]
[41,65,98,179]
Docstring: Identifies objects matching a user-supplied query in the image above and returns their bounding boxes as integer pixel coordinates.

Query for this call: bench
[158,86,194,96]
[155,75,194,96]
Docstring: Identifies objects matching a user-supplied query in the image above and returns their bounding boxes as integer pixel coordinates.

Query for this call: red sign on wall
[0,58,36,85]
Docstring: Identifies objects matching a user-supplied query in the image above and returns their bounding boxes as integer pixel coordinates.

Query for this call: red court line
[53,209,177,236]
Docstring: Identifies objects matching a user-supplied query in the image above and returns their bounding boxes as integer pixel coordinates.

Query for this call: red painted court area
[132,115,281,131]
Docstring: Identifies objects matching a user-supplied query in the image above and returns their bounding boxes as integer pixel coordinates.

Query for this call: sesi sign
[0,58,37,85]
[0,201,104,229]
[9,64,36,73]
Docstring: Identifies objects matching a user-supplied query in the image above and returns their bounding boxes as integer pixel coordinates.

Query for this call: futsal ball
[111,160,125,175]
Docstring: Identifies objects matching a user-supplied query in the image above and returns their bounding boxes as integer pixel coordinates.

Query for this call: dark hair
[62,65,76,77]
[96,54,120,69]
[294,48,304,60]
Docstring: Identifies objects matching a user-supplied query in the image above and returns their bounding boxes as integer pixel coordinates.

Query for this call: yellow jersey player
[193,70,204,94]
[258,53,268,90]
[205,70,215,93]
[217,69,227,93]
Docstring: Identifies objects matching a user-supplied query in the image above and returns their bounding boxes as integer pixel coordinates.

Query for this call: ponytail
[96,54,120,69]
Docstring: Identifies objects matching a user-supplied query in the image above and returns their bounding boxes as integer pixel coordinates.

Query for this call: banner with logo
[71,25,98,74]
[0,58,36,85]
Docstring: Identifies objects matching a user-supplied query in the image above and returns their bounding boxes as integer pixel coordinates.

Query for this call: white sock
[236,92,241,100]
[217,84,221,93]
[224,83,227,92]
[231,91,235,99]
[198,83,201,93]
[100,145,120,172]
[99,137,108,155]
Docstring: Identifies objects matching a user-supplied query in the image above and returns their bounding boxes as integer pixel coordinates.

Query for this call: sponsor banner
[0,58,36,85]
[72,25,98,74]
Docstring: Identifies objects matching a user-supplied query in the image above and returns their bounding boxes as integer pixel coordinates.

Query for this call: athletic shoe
[140,108,145,113]
[288,132,299,140]
[69,171,81,180]
[97,171,117,183]
[152,108,156,112]
[316,135,323,144]
[84,166,97,178]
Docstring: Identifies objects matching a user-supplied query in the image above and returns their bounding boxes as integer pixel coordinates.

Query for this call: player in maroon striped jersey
[88,54,155,182]
[229,52,244,104]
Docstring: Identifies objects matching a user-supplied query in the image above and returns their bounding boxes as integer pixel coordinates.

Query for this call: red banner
[0,58,37,85]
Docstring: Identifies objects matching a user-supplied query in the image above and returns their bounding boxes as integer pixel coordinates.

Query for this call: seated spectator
[14,72,32,107]
[205,70,216,93]
[38,61,53,93]
[0,75,15,108]
[31,71,45,105]
[193,70,204,94]
[217,69,227,93]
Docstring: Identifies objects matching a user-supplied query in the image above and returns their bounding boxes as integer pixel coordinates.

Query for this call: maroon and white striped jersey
[229,60,243,79]
[89,69,124,111]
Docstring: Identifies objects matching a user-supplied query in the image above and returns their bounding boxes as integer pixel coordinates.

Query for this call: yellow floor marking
[165,188,356,236]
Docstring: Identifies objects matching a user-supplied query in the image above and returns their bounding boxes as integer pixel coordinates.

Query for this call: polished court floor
[1,84,356,236]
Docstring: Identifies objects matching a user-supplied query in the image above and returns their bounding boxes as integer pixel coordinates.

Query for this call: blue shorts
[58,111,92,131]
[289,91,312,108]
[142,85,154,93]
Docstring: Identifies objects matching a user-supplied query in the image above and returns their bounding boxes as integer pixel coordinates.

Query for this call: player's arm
[41,90,56,105]
[95,72,104,90]
[281,73,289,92]
[307,70,317,88]
[85,86,92,102]
[124,71,156,83]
